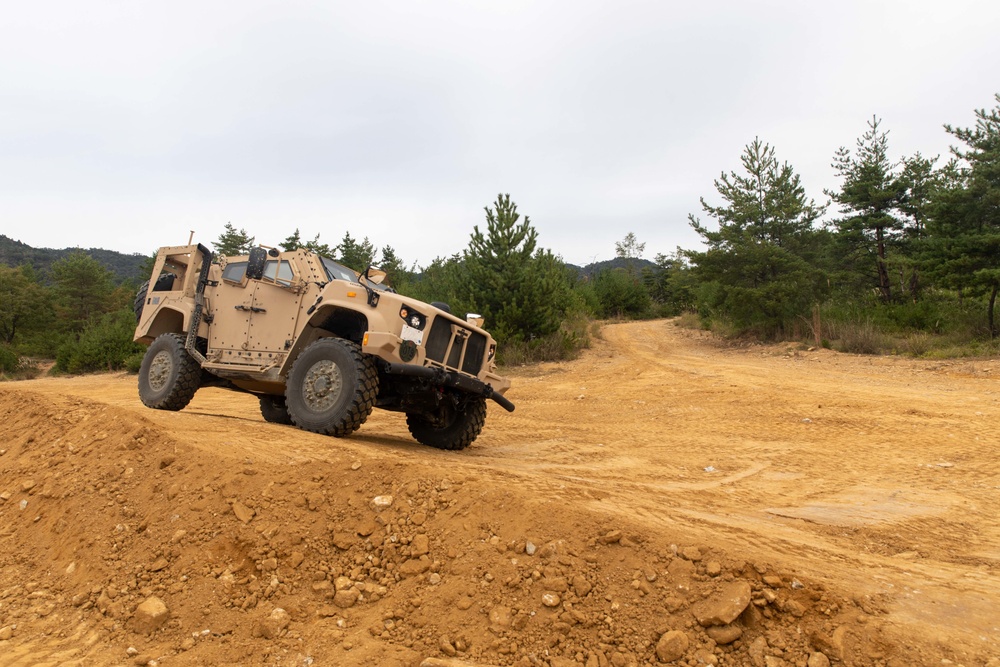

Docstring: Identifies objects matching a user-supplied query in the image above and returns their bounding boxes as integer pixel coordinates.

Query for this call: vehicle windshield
[320,257,393,292]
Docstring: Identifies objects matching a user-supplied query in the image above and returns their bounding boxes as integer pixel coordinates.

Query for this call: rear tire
[285,338,378,437]
[259,395,293,424]
[134,273,176,323]
[133,280,150,323]
[138,333,201,411]
[406,397,487,450]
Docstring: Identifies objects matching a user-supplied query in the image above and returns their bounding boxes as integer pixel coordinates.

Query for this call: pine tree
[461,194,570,342]
[826,117,908,302]
[49,250,114,333]
[688,139,826,336]
[304,234,332,258]
[896,152,938,300]
[213,223,255,256]
[336,232,376,270]
[378,245,410,288]
[923,94,1000,336]
[0,264,51,344]
[280,228,303,251]
[405,255,466,310]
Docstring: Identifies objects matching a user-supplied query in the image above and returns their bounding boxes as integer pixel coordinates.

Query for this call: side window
[222,261,248,283]
[263,260,295,286]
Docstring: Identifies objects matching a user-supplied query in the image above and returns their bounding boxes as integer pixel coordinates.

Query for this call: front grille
[425,318,485,376]
[462,331,486,375]
[425,319,451,362]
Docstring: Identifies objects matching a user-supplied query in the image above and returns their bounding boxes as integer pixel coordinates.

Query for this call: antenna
[188,231,195,244]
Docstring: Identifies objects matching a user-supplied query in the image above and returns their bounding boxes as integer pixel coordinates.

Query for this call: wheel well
[279,306,370,377]
[310,306,368,344]
[141,308,186,342]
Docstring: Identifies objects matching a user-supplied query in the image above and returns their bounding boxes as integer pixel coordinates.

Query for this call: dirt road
[1,320,998,667]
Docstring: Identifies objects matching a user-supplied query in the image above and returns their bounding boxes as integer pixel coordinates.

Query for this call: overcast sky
[1,1,998,267]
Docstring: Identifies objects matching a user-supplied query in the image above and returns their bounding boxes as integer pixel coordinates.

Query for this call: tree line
[2,93,998,377]
[685,94,1000,353]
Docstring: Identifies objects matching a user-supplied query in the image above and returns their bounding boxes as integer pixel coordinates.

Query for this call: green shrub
[498,312,592,366]
[818,289,995,356]
[124,351,146,373]
[592,269,652,319]
[55,308,145,374]
[0,345,42,380]
[0,344,18,373]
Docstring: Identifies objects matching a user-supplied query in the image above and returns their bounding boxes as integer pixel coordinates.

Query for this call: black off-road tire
[285,338,378,437]
[138,333,201,411]
[259,395,293,424]
[134,280,150,323]
[406,397,487,450]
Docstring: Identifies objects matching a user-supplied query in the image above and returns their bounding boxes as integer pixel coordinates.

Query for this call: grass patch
[673,312,703,330]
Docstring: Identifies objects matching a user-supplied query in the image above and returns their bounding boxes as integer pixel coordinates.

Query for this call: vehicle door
[206,260,254,357]
[245,258,304,354]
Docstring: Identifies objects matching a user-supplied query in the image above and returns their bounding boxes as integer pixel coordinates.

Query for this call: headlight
[399,307,426,330]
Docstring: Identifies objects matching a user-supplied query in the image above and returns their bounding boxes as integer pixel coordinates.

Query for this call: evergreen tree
[923,94,1000,336]
[378,245,410,288]
[280,228,303,252]
[687,139,826,336]
[895,152,938,300]
[593,268,651,318]
[461,194,570,342]
[405,254,467,311]
[336,232,376,270]
[826,117,908,302]
[644,250,695,315]
[304,234,332,258]
[49,250,114,333]
[213,223,255,256]
[0,264,51,344]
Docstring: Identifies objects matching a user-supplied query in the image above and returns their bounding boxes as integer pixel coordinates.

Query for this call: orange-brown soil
[1,320,998,667]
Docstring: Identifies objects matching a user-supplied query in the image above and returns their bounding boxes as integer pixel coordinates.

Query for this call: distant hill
[566,257,659,278]
[0,234,149,284]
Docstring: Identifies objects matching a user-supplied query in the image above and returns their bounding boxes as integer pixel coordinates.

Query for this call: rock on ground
[655,630,690,662]
[692,581,752,626]
[131,596,169,635]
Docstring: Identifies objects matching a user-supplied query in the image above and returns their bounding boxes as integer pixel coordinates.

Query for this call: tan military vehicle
[133,242,513,450]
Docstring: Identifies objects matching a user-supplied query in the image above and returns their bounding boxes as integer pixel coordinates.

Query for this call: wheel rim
[302,360,343,412]
[148,350,173,392]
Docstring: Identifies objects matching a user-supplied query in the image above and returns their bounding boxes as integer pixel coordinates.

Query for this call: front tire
[138,333,201,411]
[285,338,378,437]
[406,397,487,450]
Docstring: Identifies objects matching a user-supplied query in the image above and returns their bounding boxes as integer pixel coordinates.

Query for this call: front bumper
[382,362,515,412]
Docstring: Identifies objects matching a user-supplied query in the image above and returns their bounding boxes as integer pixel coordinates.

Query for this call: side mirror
[247,247,267,280]
[365,267,387,285]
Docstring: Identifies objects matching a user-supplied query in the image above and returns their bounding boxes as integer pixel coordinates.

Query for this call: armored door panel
[245,260,304,353]
[206,261,253,353]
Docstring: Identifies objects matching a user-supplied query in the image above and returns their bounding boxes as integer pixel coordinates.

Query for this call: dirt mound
[0,392,857,667]
[2,320,998,666]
